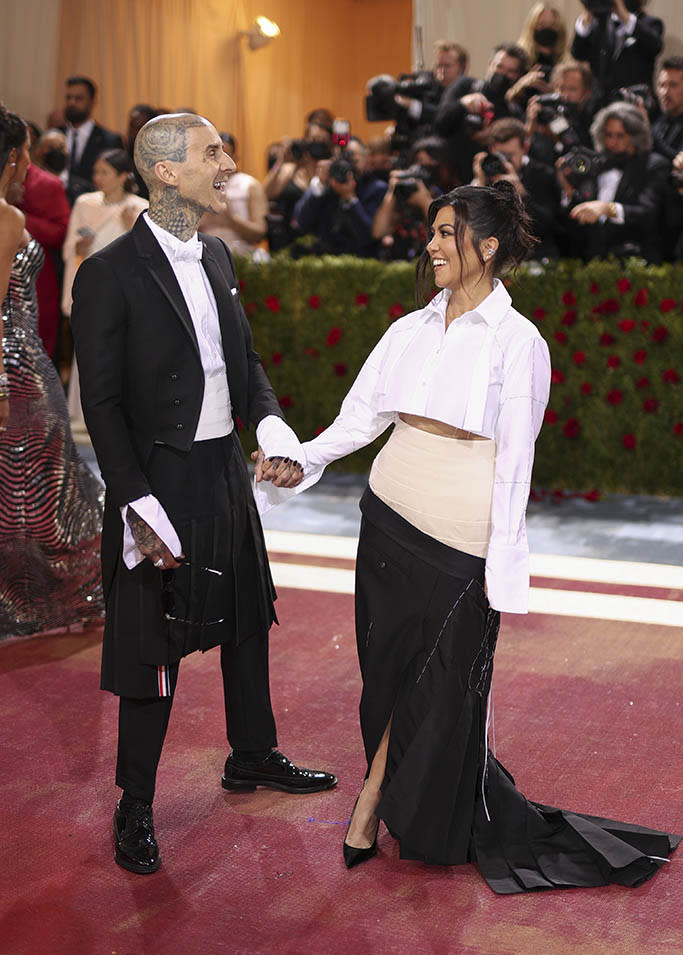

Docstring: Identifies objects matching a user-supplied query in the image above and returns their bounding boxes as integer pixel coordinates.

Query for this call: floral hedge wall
[235,255,683,496]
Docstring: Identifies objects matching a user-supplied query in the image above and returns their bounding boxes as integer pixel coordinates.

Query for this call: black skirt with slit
[356,488,680,893]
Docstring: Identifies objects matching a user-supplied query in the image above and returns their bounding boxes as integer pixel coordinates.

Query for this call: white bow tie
[172,238,203,264]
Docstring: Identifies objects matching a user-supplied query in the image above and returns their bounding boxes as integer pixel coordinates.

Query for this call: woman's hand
[251,447,304,488]
[506,67,550,103]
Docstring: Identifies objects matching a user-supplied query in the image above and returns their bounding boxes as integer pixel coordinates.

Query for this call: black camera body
[392,163,433,200]
[290,139,332,161]
[481,151,509,180]
[581,0,613,16]
[365,71,439,123]
[561,146,602,197]
[612,84,655,114]
[328,156,355,184]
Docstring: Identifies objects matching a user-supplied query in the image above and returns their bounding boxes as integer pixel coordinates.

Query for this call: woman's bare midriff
[399,412,490,440]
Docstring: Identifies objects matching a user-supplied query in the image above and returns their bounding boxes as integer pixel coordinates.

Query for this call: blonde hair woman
[507,3,569,106]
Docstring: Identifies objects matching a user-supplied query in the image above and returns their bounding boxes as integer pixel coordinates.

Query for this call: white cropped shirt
[256,279,551,614]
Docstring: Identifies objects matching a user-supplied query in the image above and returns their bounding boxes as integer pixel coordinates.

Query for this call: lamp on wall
[241,16,280,51]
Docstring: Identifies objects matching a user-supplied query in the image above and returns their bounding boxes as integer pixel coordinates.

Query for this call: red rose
[622,433,636,449]
[326,326,343,346]
[544,409,559,424]
[659,298,676,313]
[642,397,659,412]
[599,298,620,314]
[246,302,258,318]
[562,290,577,306]
[635,377,650,389]
[606,389,623,405]
[633,349,647,364]
[554,331,567,344]
[278,395,293,408]
[580,382,593,395]
[618,319,636,332]
[617,277,631,294]
[607,355,620,368]
[573,351,586,365]
[551,368,565,383]
[388,302,405,320]
[634,288,649,306]
[333,362,348,377]
[562,310,577,326]
[265,295,281,313]
[355,293,369,306]
[308,295,321,309]
[599,332,616,346]
[532,307,546,320]
[271,352,283,365]
[563,418,581,438]
[239,279,245,291]
[589,282,600,295]
[674,423,683,435]
[662,368,680,384]
[652,325,669,343]
[583,488,601,502]
[304,346,320,358]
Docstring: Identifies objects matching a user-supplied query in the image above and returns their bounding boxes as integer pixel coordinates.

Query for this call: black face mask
[44,149,67,173]
[534,27,559,47]
[64,106,90,126]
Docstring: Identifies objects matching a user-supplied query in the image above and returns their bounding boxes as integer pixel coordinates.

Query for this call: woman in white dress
[62,148,147,431]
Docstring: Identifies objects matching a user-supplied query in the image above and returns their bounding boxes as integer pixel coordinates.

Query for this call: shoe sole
[221,774,338,794]
[113,845,162,874]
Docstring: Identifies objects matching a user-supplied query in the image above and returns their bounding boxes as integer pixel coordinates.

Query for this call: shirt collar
[143,211,203,263]
[68,118,94,141]
[424,278,511,328]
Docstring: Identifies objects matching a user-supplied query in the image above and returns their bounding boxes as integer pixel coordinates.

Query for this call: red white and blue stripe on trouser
[157,666,171,698]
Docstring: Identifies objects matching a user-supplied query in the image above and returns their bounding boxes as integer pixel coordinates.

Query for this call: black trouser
[115,632,277,804]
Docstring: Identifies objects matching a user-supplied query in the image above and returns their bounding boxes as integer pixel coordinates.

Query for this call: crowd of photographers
[265,0,683,264]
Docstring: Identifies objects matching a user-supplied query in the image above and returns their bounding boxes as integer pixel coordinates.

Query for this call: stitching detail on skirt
[416,579,475,684]
[468,608,500,696]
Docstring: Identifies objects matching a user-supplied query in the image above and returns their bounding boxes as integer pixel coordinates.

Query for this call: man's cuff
[120,494,183,570]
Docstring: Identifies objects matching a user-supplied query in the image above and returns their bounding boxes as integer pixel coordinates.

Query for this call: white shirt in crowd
[121,214,302,568]
[256,279,551,615]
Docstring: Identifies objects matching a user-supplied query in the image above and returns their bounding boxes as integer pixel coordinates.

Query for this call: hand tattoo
[127,507,164,555]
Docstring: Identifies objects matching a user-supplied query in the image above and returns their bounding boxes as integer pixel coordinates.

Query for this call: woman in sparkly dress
[0,105,104,638]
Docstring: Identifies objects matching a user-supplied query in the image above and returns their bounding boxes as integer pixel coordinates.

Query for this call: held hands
[251,447,304,488]
[127,506,184,571]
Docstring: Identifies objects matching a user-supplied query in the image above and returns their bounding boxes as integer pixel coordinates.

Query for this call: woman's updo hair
[416,180,537,305]
[0,104,28,178]
[98,147,138,193]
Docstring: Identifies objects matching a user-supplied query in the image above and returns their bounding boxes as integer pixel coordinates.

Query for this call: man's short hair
[493,43,529,75]
[130,103,157,122]
[487,118,526,146]
[551,59,593,91]
[66,75,97,99]
[434,40,469,73]
[661,56,683,73]
[411,136,447,163]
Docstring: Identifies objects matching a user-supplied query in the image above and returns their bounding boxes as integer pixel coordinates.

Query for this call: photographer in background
[662,151,683,261]
[652,58,683,162]
[527,60,596,165]
[292,136,387,257]
[507,4,571,111]
[434,43,529,185]
[570,0,663,101]
[372,136,445,261]
[473,117,560,259]
[391,41,469,135]
[558,101,668,262]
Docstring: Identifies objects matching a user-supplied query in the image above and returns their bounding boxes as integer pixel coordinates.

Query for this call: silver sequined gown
[0,239,104,637]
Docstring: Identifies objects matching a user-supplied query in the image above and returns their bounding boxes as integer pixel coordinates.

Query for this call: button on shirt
[255,280,551,614]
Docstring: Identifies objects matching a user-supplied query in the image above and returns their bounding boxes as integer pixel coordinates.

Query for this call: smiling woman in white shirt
[257,180,679,892]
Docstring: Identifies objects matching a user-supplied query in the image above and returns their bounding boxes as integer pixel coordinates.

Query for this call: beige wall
[0,0,61,126]
[414,1,683,77]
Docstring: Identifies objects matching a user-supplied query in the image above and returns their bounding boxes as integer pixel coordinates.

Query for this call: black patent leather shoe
[343,795,379,869]
[113,799,161,874]
[221,749,337,794]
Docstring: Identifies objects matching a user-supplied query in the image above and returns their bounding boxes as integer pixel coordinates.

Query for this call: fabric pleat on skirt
[357,488,680,892]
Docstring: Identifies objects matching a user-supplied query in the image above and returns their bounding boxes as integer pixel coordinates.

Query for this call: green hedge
[235,255,683,496]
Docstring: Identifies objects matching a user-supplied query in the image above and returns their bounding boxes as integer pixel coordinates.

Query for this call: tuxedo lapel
[132,217,200,357]
[200,238,248,406]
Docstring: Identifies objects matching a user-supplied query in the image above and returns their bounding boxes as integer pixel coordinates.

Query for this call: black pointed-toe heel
[343,796,380,869]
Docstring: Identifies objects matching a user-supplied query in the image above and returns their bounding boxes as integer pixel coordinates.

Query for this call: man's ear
[154,160,177,186]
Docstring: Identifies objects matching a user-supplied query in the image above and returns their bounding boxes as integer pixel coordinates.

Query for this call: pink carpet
[0,588,681,954]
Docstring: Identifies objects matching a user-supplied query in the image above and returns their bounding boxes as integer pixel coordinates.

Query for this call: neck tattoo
[148,186,205,241]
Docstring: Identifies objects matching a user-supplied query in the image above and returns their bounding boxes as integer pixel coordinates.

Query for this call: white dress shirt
[121,215,303,568]
[255,280,551,614]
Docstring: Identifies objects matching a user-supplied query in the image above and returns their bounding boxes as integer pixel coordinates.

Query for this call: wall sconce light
[241,16,281,51]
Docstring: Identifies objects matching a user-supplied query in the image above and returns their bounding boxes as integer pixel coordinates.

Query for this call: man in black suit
[558,101,669,262]
[473,118,561,260]
[570,0,663,100]
[61,75,124,204]
[653,57,683,162]
[71,113,336,875]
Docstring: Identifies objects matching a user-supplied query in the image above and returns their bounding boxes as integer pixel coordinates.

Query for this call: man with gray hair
[71,112,337,875]
[557,101,668,261]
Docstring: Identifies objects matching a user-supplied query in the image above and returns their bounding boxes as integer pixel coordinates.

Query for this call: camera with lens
[580,0,614,15]
[290,139,332,162]
[392,163,434,200]
[366,71,441,153]
[462,73,514,135]
[561,146,602,190]
[328,156,355,184]
[535,93,579,127]
[480,151,509,180]
[612,84,655,114]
